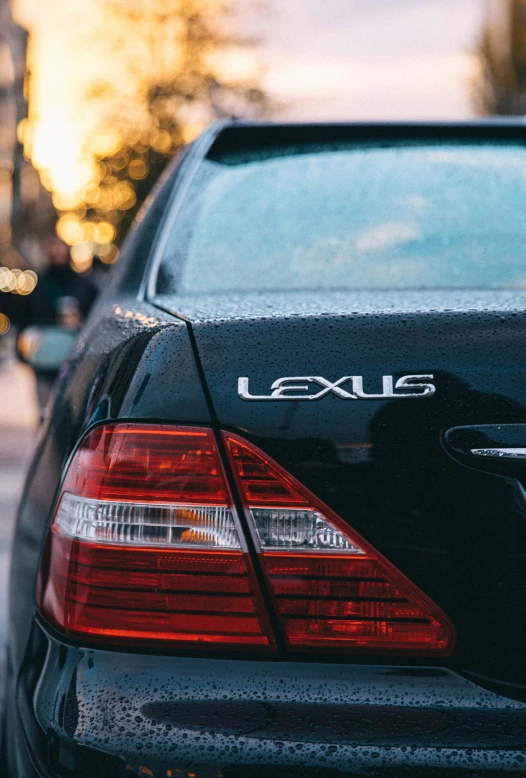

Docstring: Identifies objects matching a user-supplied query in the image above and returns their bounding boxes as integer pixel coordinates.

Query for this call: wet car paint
[155,289,526,686]
[5,122,526,776]
[12,622,526,777]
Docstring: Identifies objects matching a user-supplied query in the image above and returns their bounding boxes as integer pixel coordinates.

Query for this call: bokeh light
[56,214,84,246]
[98,243,119,264]
[12,0,268,271]
[0,313,11,335]
[0,268,38,295]
[70,243,94,274]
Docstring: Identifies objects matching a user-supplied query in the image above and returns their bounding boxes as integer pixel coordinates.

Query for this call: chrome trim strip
[470,448,526,459]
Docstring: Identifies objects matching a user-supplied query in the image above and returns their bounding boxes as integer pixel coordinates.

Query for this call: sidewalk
[0,357,39,645]
[0,351,40,430]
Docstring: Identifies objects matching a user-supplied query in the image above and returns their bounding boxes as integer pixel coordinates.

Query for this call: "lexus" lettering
[238,375,436,401]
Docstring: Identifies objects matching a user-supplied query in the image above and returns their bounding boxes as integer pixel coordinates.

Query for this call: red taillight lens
[37,422,454,657]
[224,433,455,657]
[37,424,274,650]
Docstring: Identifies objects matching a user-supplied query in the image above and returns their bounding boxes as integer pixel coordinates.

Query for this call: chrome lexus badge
[238,375,436,401]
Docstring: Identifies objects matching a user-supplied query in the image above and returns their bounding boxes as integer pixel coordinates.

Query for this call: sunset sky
[12,0,484,202]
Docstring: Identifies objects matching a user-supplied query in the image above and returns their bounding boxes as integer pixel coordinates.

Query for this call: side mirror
[17,325,78,374]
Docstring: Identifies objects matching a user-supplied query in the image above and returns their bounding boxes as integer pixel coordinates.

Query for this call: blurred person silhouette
[28,236,98,324]
[22,236,98,411]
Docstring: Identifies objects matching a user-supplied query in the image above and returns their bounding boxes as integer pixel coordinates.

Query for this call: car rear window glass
[157,142,526,292]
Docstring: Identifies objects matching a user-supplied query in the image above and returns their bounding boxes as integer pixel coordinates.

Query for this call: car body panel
[154,289,526,686]
[10,621,526,777]
[7,298,209,668]
[6,122,526,776]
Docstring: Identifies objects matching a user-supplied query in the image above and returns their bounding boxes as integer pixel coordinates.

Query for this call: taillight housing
[37,422,455,657]
[37,424,274,650]
[224,433,455,657]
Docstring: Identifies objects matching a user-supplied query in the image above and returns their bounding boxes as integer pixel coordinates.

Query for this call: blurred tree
[55,0,270,272]
[474,0,526,115]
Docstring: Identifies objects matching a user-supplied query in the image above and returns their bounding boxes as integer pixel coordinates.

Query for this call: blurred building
[0,0,53,332]
[477,0,526,114]
[0,0,15,259]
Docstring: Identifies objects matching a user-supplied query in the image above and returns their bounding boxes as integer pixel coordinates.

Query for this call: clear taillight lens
[37,424,274,650]
[250,508,363,552]
[224,432,455,657]
[54,493,239,548]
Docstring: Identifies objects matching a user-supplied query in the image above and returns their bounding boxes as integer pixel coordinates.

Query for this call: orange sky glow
[12,0,484,206]
[12,0,263,210]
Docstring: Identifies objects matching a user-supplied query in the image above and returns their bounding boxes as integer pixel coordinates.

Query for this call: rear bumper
[7,621,526,777]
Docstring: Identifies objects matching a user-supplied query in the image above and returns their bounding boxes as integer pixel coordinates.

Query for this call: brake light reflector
[37,424,274,650]
[224,433,455,656]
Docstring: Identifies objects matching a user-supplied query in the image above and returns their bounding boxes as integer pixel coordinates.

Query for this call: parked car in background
[4,120,526,777]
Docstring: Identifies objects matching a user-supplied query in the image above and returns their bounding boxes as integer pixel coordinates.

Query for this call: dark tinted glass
[158,143,526,292]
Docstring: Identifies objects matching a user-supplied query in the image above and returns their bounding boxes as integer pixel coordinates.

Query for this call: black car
[4,120,526,777]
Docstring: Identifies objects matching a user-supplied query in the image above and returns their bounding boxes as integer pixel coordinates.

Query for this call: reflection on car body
[4,120,526,777]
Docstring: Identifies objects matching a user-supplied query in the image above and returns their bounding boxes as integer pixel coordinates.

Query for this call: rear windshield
[157,142,526,293]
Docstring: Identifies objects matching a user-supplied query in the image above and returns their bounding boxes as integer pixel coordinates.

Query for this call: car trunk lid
[153,289,526,684]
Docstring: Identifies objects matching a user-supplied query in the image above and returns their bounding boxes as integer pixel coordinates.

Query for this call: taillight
[224,433,455,656]
[37,422,454,657]
[37,424,274,650]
